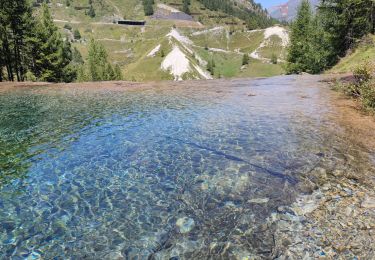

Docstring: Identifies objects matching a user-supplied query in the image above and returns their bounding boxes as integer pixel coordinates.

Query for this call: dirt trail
[250,26,289,62]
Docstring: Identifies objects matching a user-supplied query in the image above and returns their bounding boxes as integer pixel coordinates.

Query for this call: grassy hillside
[329,35,375,74]
[41,0,288,81]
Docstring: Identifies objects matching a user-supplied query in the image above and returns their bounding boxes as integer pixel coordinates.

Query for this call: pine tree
[303,15,332,73]
[286,0,374,74]
[286,0,313,74]
[0,7,5,81]
[79,38,122,82]
[183,0,191,15]
[73,29,81,40]
[87,5,96,18]
[8,0,26,81]
[143,0,154,16]
[87,38,108,81]
[270,53,278,64]
[207,59,215,75]
[72,47,84,64]
[0,0,35,81]
[319,0,374,58]
[242,53,249,65]
[32,3,73,82]
[114,64,123,80]
[0,1,80,82]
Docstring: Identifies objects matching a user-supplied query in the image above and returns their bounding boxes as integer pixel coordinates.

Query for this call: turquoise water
[0,77,373,259]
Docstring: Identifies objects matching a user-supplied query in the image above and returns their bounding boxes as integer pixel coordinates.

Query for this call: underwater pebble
[105,251,123,259]
[28,251,41,260]
[3,237,16,245]
[2,221,16,232]
[176,217,195,234]
[248,198,269,204]
[361,197,375,208]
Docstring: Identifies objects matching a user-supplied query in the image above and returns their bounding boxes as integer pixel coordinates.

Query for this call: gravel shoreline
[272,167,375,259]
[272,79,375,259]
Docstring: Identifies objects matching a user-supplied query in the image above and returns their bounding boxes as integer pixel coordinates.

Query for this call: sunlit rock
[176,217,195,234]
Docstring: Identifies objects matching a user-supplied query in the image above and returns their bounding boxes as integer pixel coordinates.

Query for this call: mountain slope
[38,0,288,81]
[328,35,375,74]
[196,0,273,29]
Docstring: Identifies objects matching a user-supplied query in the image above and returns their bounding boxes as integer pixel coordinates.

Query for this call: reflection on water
[0,76,373,259]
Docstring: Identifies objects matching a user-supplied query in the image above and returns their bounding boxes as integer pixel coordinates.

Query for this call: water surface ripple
[0,76,373,259]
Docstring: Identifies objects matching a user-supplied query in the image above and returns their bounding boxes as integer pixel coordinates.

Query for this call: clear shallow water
[0,76,374,259]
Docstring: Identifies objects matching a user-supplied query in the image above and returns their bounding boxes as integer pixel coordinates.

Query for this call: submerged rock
[176,217,195,234]
[29,251,42,260]
[105,251,123,259]
[248,198,269,204]
[361,197,375,208]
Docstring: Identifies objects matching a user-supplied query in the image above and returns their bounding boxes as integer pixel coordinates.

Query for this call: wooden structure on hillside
[117,20,146,26]
[74,6,90,10]
[168,3,182,7]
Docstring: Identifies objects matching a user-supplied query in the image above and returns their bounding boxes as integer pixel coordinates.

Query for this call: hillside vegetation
[0,0,289,82]
[284,0,375,113]
[329,35,375,74]
[286,0,374,74]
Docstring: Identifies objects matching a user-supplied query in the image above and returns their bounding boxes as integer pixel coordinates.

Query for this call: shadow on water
[163,136,297,184]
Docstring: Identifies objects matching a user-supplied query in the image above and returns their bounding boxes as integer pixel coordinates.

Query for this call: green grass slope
[41,0,288,81]
[329,35,375,74]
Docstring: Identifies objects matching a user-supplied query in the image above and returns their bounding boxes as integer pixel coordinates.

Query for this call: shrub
[271,53,278,64]
[342,83,362,98]
[207,59,215,75]
[242,53,249,65]
[64,24,72,31]
[73,29,81,40]
[183,0,190,14]
[87,5,96,18]
[25,71,37,82]
[353,61,374,84]
[143,0,154,16]
[361,81,375,110]
[334,60,375,111]
[78,38,123,82]
[344,61,375,97]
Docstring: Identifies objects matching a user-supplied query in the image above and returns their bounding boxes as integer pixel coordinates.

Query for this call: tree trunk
[372,2,375,34]
[19,38,25,81]
[3,41,14,81]
[6,64,13,81]
[14,44,20,82]
[12,28,22,82]
[0,49,3,82]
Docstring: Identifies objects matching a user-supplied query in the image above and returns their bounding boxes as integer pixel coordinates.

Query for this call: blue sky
[256,0,284,9]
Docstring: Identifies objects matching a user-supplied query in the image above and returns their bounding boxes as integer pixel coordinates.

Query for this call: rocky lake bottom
[0,76,374,259]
